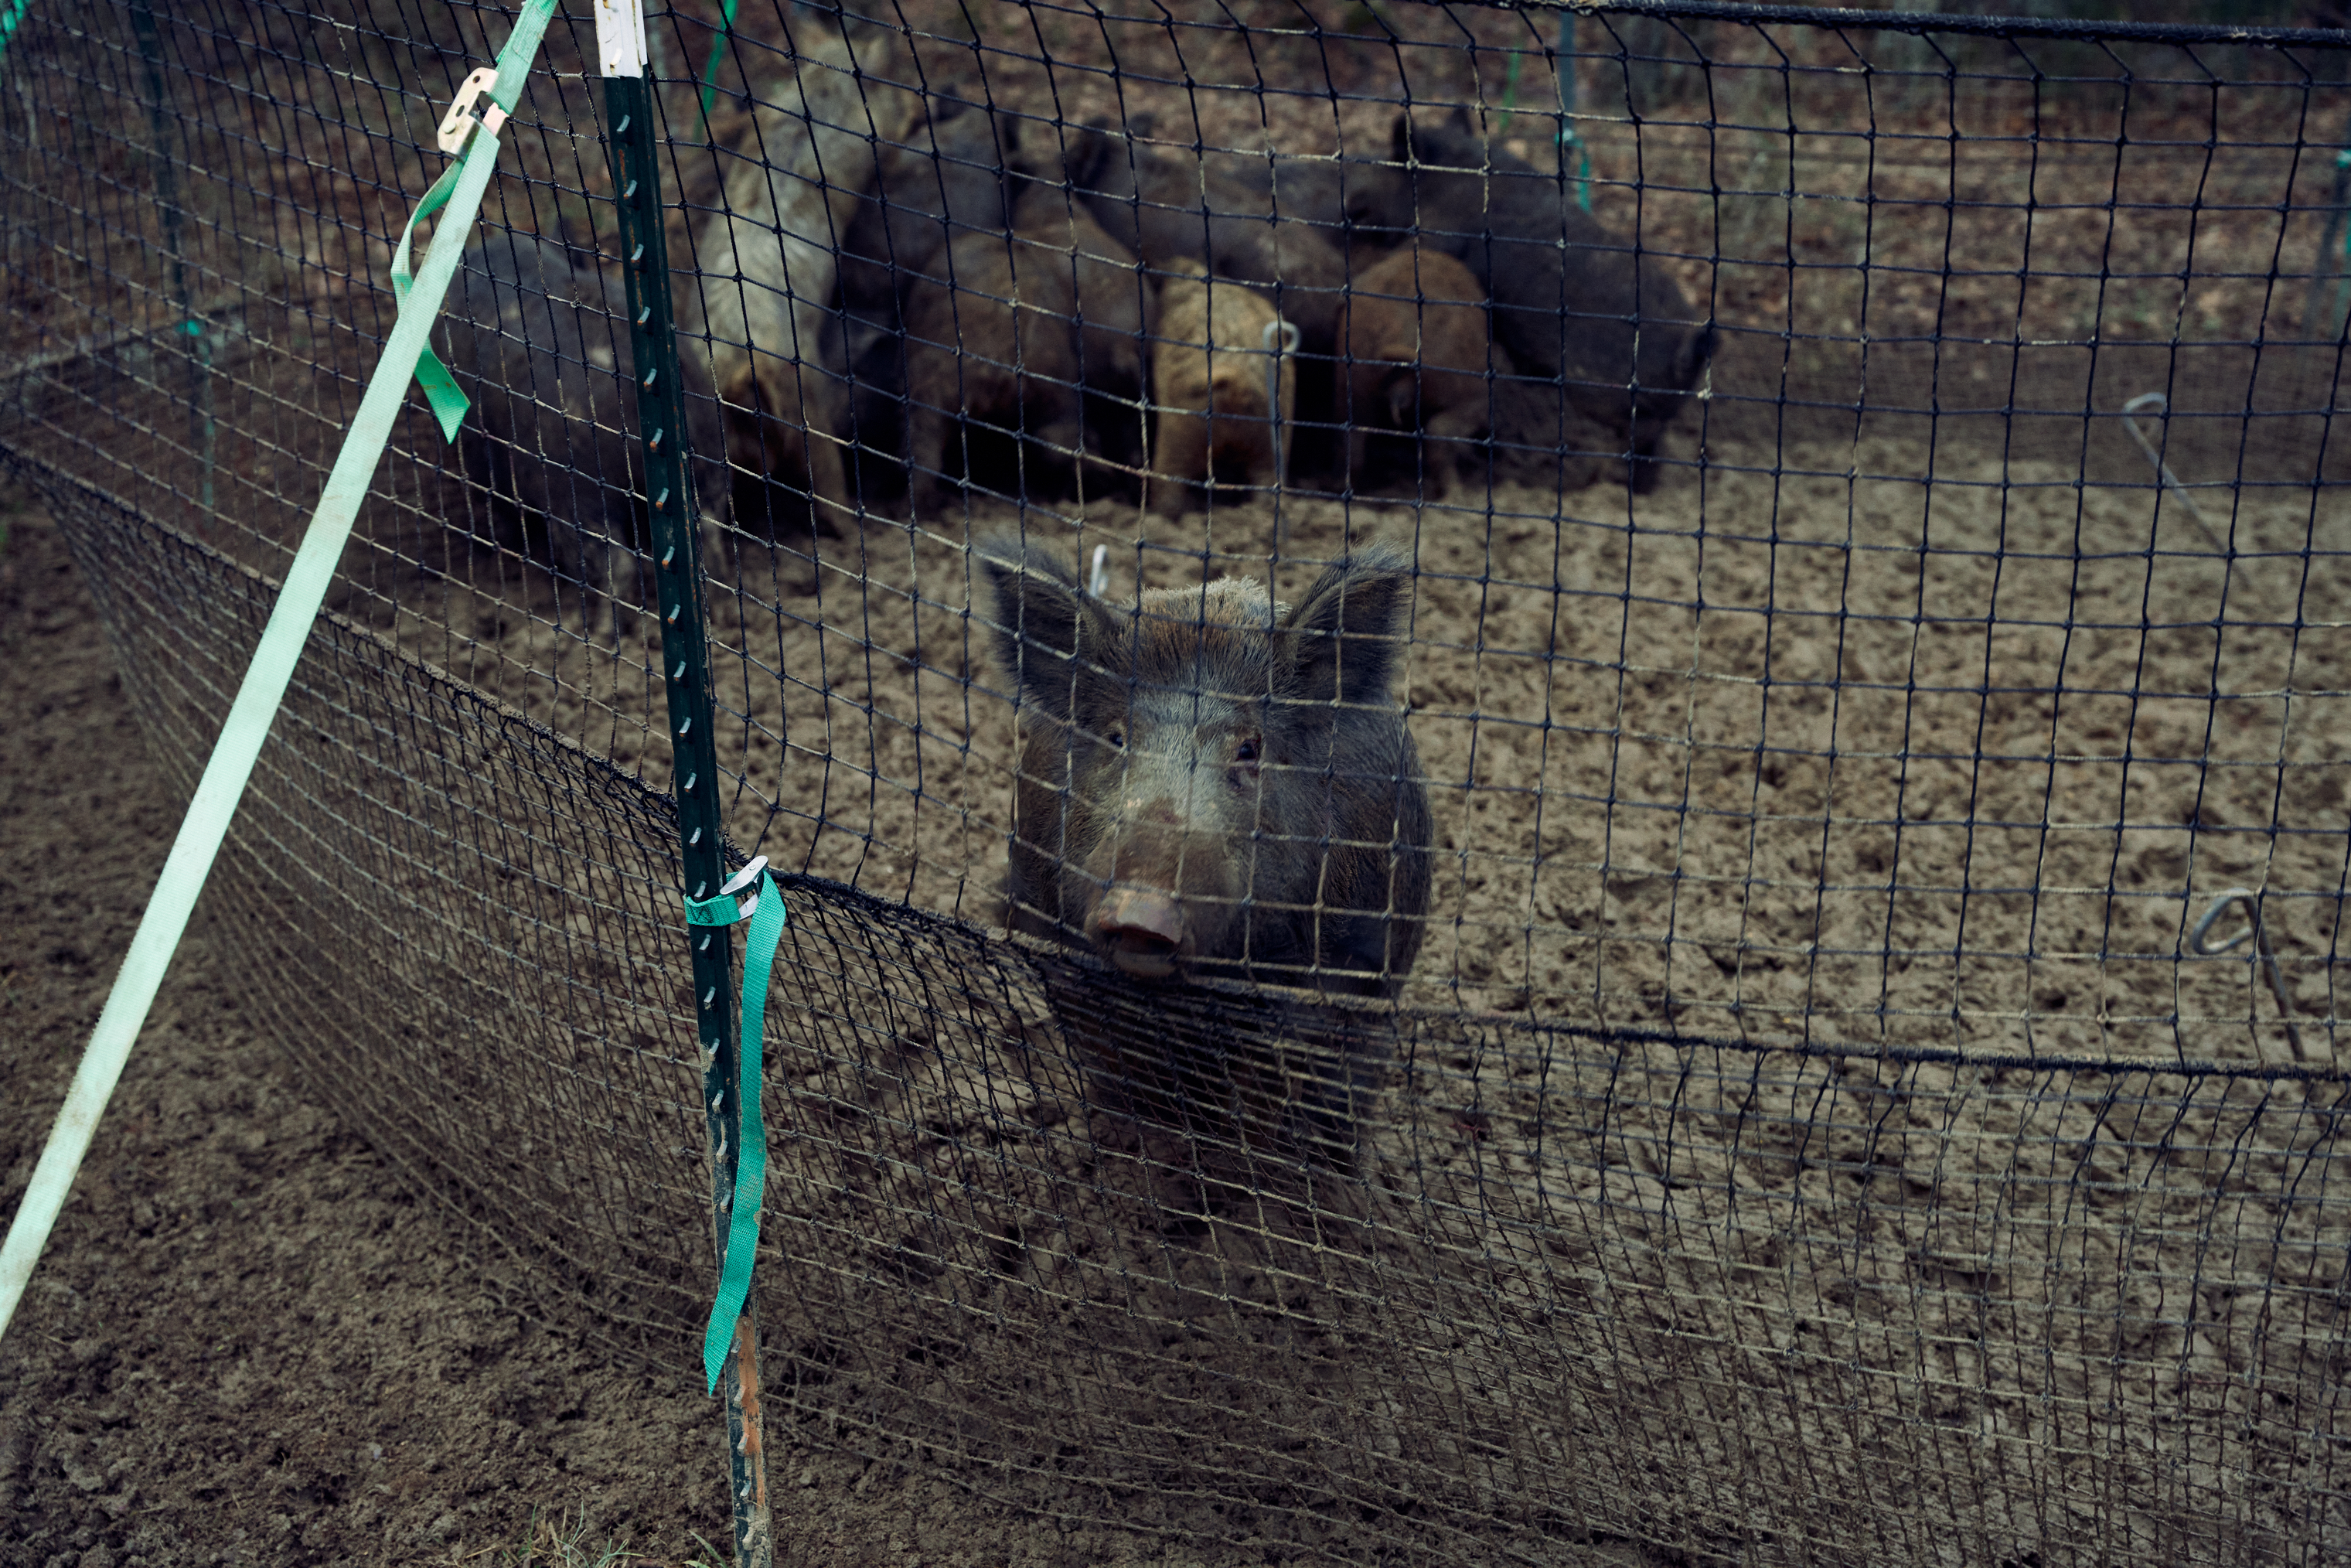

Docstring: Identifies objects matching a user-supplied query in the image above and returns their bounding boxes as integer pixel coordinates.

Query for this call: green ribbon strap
[697,0,741,131]
[394,0,559,443]
[392,161,475,443]
[688,865,789,1394]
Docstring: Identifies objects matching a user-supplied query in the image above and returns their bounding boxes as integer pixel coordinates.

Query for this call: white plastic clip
[594,0,650,79]
[436,67,506,155]
[1088,544,1109,598]
[719,855,768,922]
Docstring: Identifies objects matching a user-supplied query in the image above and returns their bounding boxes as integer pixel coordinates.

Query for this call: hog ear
[1677,322,1716,384]
[1051,119,1109,192]
[993,112,1031,203]
[1384,373,1416,432]
[978,540,1118,716]
[1280,544,1414,707]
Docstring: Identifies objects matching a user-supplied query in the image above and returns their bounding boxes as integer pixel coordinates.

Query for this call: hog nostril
[1094,888,1184,979]
[1102,927,1176,958]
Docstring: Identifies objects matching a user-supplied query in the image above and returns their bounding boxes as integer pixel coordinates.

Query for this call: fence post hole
[595,6,772,1564]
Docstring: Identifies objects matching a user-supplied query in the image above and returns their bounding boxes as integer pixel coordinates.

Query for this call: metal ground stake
[597,9,772,1563]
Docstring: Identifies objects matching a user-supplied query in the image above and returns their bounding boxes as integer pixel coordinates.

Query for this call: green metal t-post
[601,70,774,1568]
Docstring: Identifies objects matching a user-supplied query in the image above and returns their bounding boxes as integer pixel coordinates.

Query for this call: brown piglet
[901,193,1153,507]
[1150,260,1294,516]
[1338,247,1506,496]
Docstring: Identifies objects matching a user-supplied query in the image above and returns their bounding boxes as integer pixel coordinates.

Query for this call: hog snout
[1093,887,1186,979]
[1086,775,1242,980]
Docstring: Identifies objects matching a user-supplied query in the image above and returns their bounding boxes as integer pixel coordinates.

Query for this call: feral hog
[1008,187,1157,480]
[1337,247,1506,496]
[838,98,1026,326]
[901,197,1152,506]
[836,98,1027,478]
[445,232,724,602]
[1150,260,1293,516]
[686,29,913,529]
[1352,105,1712,489]
[1047,118,1353,354]
[983,540,1430,997]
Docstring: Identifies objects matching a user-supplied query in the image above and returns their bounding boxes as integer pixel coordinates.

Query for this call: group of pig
[446,90,1713,594]
[444,80,1717,1005]
[829,97,1715,515]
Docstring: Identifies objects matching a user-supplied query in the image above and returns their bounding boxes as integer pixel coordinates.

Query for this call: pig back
[1010,189,1155,403]
[838,101,1024,326]
[448,232,727,568]
[1338,247,1493,420]
[1366,112,1709,433]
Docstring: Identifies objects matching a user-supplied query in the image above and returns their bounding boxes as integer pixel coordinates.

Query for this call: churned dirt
[0,494,1337,1568]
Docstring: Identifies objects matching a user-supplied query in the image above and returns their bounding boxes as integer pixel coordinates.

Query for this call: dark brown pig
[838,98,1026,328]
[981,540,1431,997]
[1337,245,1507,497]
[445,232,725,608]
[1044,116,1354,356]
[1005,186,1157,482]
[901,192,1154,507]
[836,98,1027,486]
[1349,104,1712,490]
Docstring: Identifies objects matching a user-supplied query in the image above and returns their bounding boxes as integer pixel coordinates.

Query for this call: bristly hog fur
[1348,104,1713,491]
[982,539,1431,998]
[1045,116,1354,355]
[685,22,914,528]
[1150,260,1293,516]
[900,189,1153,507]
[1337,246,1507,497]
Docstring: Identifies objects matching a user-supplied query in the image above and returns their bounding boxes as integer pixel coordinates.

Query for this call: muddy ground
[1,491,1353,1568]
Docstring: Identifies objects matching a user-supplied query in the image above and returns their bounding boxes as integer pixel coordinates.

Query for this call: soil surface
[0,493,1291,1568]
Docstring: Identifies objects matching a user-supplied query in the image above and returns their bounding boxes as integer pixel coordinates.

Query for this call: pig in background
[981,538,1430,1000]
[1337,246,1508,499]
[835,97,1029,499]
[1037,116,1365,479]
[442,231,724,615]
[681,24,913,535]
[1349,104,1714,492]
[1149,260,1294,516]
[1044,114,1354,352]
[900,186,1155,509]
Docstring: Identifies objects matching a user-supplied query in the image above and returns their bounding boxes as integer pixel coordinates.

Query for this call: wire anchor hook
[2121,393,2227,555]
[2187,888,2306,1061]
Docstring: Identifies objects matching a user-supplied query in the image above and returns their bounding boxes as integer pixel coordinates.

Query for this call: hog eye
[1235,738,1260,765]
[1106,728,1125,748]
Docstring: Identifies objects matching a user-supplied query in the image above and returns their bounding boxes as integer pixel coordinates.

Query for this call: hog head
[983,540,1431,997]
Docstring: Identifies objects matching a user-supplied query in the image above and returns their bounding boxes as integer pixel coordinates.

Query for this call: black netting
[5,1,2350,1561]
